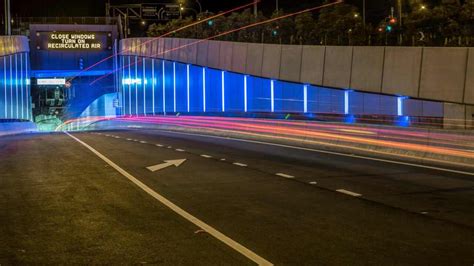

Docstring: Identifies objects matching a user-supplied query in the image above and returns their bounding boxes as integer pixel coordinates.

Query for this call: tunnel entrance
[28,23,119,131]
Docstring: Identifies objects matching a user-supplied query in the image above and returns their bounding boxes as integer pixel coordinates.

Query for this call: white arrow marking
[147,159,187,172]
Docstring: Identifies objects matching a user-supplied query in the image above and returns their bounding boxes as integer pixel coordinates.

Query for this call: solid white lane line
[175,149,185,152]
[65,132,272,266]
[336,189,362,197]
[154,130,474,177]
[276,173,294,179]
[233,162,247,167]
[201,154,212,158]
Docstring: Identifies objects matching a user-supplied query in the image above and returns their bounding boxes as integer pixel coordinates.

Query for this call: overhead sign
[36,31,112,51]
[37,78,66,86]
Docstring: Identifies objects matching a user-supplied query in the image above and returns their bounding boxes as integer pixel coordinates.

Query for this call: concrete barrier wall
[0,36,29,56]
[120,37,473,107]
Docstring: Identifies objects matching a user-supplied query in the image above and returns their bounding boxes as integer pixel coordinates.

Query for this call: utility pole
[276,0,279,11]
[4,0,11,35]
[398,0,403,44]
[362,0,366,27]
[254,0,258,18]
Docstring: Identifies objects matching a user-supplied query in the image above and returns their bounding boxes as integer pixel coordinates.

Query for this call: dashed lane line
[233,162,248,167]
[336,189,362,197]
[276,173,294,179]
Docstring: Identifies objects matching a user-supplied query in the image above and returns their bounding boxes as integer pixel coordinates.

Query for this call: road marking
[147,159,187,172]
[175,149,185,152]
[233,162,247,167]
[220,158,226,161]
[167,146,173,149]
[201,154,212,158]
[156,144,164,147]
[114,136,120,139]
[276,173,294,179]
[127,138,133,141]
[65,132,273,266]
[140,141,148,144]
[309,181,317,185]
[154,130,474,176]
[336,189,362,197]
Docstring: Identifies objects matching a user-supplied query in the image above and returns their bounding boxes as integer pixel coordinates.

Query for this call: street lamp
[420,5,426,10]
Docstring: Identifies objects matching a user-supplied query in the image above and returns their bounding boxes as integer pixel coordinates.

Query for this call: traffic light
[389,17,397,24]
[207,20,214,26]
[272,30,278,36]
[386,25,393,32]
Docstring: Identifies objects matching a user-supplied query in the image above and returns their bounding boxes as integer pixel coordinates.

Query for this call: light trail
[67,1,260,83]
[90,0,343,85]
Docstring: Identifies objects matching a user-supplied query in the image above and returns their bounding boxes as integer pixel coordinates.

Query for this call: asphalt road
[1,129,473,265]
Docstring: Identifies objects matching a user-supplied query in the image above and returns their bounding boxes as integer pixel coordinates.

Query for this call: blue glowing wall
[119,56,443,123]
[0,52,31,121]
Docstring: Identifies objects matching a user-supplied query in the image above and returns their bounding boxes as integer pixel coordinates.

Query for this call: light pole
[4,0,11,35]
[362,0,366,27]
[276,0,278,11]
[195,0,202,14]
[254,0,258,18]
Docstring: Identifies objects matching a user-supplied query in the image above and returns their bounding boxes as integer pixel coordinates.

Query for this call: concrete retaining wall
[120,38,474,129]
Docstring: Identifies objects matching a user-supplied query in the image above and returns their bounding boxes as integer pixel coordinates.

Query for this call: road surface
[1,129,473,265]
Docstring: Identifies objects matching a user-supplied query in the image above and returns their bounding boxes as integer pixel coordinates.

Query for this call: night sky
[8,0,390,21]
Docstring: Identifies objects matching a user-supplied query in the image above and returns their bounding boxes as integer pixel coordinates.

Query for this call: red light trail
[89,0,343,85]
[68,0,261,83]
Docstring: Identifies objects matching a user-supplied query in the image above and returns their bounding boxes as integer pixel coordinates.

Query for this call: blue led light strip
[143,58,146,116]
[202,67,206,112]
[187,64,190,113]
[152,59,155,115]
[173,62,176,113]
[162,60,166,114]
[270,80,274,113]
[244,75,248,112]
[128,56,132,115]
[134,56,138,115]
[221,71,225,112]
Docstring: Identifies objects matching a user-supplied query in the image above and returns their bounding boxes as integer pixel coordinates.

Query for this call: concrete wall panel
[207,41,221,69]
[171,38,181,61]
[163,38,173,60]
[279,45,302,83]
[218,41,233,71]
[351,46,384,93]
[382,47,422,97]
[196,40,209,66]
[300,46,325,85]
[323,46,352,89]
[178,38,188,63]
[245,43,264,76]
[464,48,474,105]
[261,44,282,79]
[444,102,466,129]
[231,42,248,74]
[420,47,468,103]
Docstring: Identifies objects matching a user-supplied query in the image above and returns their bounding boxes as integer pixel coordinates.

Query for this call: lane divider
[201,154,212,158]
[65,131,273,266]
[276,173,294,179]
[233,162,248,167]
[336,189,362,197]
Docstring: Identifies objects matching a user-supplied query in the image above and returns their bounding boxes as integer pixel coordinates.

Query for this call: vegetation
[147,1,474,47]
